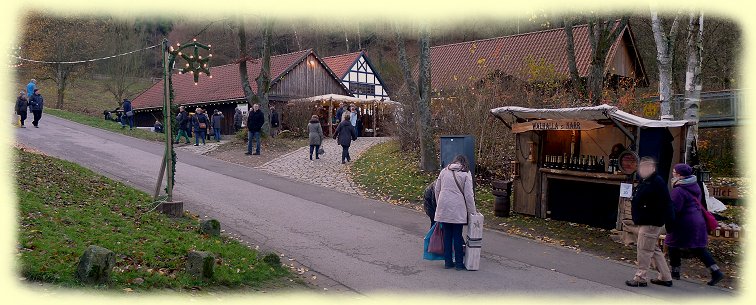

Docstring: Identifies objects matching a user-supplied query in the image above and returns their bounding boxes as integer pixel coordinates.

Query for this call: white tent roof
[288,94,401,106]
[490,104,691,128]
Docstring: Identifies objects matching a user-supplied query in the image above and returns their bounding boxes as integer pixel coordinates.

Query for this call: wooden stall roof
[490,104,691,128]
[288,94,401,106]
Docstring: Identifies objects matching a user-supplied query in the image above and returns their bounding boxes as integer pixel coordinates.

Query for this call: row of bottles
[544,154,605,172]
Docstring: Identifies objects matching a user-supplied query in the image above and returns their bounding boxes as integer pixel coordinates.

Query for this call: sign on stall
[511,119,604,133]
[619,183,633,198]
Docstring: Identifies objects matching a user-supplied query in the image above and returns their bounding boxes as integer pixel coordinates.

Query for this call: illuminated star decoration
[169,38,212,85]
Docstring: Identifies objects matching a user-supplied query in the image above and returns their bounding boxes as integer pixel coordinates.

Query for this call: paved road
[15,115,732,299]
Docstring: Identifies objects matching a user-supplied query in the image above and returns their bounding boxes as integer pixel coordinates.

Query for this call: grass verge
[351,140,741,289]
[45,108,165,142]
[15,148,295,291]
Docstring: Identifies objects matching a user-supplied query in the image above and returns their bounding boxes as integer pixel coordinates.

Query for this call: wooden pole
[153,153,167,200]
[163,40,175,202]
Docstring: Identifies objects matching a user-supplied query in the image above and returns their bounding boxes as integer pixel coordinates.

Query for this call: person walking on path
[233,108,243,133]
[333,113,357,164]
[121,99,134,130]
[175,106,191,144]
[153,120,163,133]
[349,104,359,138]
[245,104,264,155]
[335,102,346,124]
[193,108,209,146]
[665,163,724,286]
[26,79,36,100]
[211,109,224,142]
[269,106,280,138]
[16,91,28,128]
[423,182,437,229]
[28,88,44,128]
[626,157,674,287]
[433,154,477,270]
[307,115,324,160]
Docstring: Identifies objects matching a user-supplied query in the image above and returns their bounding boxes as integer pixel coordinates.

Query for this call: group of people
[421,155,725,285]
[174,106,227,146]
[15,79,44,128]
[626,158,724,288]
[305,103,361,163]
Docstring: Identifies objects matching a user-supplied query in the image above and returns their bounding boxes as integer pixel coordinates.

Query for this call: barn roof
[322,51,362,78]
[429,22,646,91]
[132,49,348,110]
[490,104,691,128]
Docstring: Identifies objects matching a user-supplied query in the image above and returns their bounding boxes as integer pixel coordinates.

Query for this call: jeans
[18,111,27,126]
[668,247,716,269]
[214,127,222,141]
[195,130,206,145]
[175,129,190,143]
[634,225,672,282]
[309,145,320,159]
[31,110,42,127]
[247,130,261,154]
[442,222,464,268]
[341,145,351,162]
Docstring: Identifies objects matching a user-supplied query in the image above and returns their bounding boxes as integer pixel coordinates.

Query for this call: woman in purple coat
[665,163,724,286]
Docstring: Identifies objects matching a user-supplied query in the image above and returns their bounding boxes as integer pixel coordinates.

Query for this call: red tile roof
[322,51,362,78]
[429,23,634,91]
[132,49,313,110]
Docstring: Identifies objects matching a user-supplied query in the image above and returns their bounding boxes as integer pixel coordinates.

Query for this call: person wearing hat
[626,156,674,287]
[15,91,28,128]
[665,163,724,286]
[28,88,44,128]
[121,98,134,130]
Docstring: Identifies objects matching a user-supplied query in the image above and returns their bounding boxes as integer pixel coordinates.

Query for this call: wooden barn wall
[269,54,349,100]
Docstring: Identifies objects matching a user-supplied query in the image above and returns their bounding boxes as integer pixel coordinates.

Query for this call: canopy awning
[490,104,692,128]
[288,94,401,106]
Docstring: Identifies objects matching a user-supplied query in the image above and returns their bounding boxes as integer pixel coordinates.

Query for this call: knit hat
[673,163,693,176]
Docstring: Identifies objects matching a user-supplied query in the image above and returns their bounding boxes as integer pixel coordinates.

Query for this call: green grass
[15,148,294,291]
[351,140,741,288]
[45,108,165,142]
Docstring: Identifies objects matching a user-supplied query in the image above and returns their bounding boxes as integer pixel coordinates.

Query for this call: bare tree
[563,17,584,100]
[394,26,418,100]
[256,18,273,136]
[650,8,681,119]
[291,23,302,51]
[684,11,704,162]
[102,19,148,106]
[237,16,256,115]
[585,16,629,105]
[417,24,438,171]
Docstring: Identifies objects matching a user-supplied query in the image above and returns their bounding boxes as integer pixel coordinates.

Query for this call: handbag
[423,223,445,260]
[198,116,207,129]
[428,222,444,255]
[318,147,325,155]
[682,187,718,232]
[126,110,134,117]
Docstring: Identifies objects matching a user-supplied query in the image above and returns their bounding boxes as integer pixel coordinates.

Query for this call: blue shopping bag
[423,223,445,260]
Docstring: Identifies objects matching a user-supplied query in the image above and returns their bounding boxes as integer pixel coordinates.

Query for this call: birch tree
[684,11,704,162]
[650,8,681,119]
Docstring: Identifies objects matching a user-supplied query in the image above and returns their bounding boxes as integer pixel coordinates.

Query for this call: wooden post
[153,153,167,200]
[158,38,182,217]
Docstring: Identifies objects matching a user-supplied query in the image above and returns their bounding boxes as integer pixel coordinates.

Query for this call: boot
[708,269,724,286]
[671,267,681,280]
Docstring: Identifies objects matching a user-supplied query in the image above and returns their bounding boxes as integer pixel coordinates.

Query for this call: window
[350,82,375,96]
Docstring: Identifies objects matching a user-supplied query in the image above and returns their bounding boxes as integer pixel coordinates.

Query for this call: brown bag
[428,223,444,254]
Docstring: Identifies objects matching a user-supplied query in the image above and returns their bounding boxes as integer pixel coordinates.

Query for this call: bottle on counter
[599,156,606,173]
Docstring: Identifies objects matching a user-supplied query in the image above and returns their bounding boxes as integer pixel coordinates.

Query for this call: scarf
[673,175,697,186]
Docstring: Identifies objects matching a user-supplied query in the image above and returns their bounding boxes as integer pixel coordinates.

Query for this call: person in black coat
[174,106,191,144]
[28,88,44,128]
[269,106,280,138]
[626,156,674,288]
[423,182,437,228]
[245,104,265,155]
[333,113,357,164]
[16,91,28,128]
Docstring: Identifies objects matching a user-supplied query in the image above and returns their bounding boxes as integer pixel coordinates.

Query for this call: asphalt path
[14,114,733,299]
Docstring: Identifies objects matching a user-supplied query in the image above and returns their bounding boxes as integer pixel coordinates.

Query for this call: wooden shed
[490,105,693,230]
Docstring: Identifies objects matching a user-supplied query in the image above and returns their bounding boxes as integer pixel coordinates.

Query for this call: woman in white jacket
[434,155,477,270]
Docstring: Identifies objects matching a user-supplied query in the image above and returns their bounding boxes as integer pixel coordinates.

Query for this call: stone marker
[76,245,115,284]
[187,251,215,279]
[200,219,221,236]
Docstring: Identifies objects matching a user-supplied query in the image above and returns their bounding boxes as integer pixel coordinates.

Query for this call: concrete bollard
[76,245,115,284]
[200,219,221,237]
[186,251,215,279]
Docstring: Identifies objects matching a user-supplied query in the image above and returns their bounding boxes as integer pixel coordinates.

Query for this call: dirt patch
[206,137,309,168]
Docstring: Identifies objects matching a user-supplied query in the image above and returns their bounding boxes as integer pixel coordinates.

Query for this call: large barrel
[492,180,512,217]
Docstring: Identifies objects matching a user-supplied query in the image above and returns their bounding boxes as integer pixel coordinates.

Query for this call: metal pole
[162,39,175,202]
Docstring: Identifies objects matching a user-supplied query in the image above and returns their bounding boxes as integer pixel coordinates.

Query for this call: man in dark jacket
[333,113,357,164]
[269,106,280,138]
[245,104,265,155]
[28,88,44,128]
[626,156,673,288]
[211,109,224,142]
[16,91,28,128]
[174,106,191,144]
[121,99,134,130]
[423,182,437,228]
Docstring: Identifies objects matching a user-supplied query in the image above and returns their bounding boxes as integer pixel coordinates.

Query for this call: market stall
[490,104,693,230]
[286,94,401,137]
